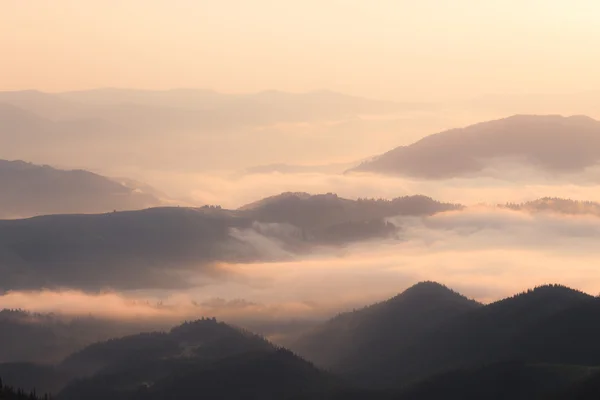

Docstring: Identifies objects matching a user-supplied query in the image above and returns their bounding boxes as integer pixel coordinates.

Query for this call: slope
[351,115,600,178]
[0,160,161,218]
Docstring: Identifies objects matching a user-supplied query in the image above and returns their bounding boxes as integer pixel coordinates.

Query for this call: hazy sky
[2,0,600,101]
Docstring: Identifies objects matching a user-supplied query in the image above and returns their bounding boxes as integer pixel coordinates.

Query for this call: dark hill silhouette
[3,286,600,399]
[291,282,481,372]
[0,160,161,218]
[0,309,161,364]
[397,362,600,400]
[56,319,377,400]
[351,115,600,178]
[60,319,273,379]
[0,363,67,397]
[511,298,600,366]
[0,377,51,400]
[292,283,596,388]
[126,349,369,400]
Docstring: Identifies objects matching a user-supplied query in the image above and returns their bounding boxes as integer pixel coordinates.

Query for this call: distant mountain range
[3,283,600,399]
[0,88,412,122]
[0,89,435,172]
[351,115,600,178]
[0,159,162,218]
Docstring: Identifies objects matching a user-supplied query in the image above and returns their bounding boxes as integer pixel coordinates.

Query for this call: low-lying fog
[3,205,600,343]
[117,164,600,209]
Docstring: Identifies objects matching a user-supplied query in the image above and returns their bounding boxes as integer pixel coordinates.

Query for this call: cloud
[120,169,600,210]
[3,207,600,326]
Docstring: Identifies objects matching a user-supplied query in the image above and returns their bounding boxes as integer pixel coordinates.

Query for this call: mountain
[0,193,456,291]
[57,89,409,122]
[0,363,68,396]
[396,296,600,399]
[0,309,165,364]
[0,160,161,218]
[350,115,600,178]
[4,286,600,399]
[1,89,410,128]
[504,197,600,217]
[0,89,434,172]
[241,193,459,230]
[56,319,373,400]
[0,377,50,400]
[292,283,597,388]
[0,90,86,120]
[292,282,481,373]
[59,319,273,378]
[245,161,359,175]
[396,362,600,400]
[0,207,257,291]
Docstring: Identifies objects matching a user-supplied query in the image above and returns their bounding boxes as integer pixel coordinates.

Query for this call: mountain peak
[513,284,592,301]
[392,281,478,306]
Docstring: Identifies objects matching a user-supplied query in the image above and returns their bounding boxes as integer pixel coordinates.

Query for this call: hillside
[0,193,457,291]
[351,115,600,178]
[292,282,481,372]
[2,286,600,399]
[0,207,256,291]
[241,192,459,230]
[56,319,370,400]
[0,160,161,218]
[292,283,597,388]
[0,309,165,364]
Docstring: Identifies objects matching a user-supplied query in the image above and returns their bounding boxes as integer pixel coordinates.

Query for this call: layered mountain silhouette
[50,319,366,400]
[241,193,457,221]
[0,89,432,172]
[291,282,600,391]
[0,89,408,131]
[292,282,481,372]
[3,284,600,399]
[0,160,161,218]
[351,115,600,178]
[0,194,455,291]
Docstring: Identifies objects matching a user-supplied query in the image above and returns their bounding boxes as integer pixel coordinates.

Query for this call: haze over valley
[3,1,600,399]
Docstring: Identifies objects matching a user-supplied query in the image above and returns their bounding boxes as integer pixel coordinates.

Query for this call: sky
[2,0,600,100]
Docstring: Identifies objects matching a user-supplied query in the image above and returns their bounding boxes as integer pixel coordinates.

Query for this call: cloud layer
[3,207,600,328]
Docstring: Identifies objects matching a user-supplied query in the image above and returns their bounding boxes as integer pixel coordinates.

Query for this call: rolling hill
[0,194,456,291]
[2,285,600,399]
[292,282,598,389]
[0,160,161,218]
[351,115,600,178]
[56,319,370,400]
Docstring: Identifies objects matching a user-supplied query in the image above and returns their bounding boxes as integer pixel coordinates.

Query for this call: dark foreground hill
[4,284,600,399]
[1,319,380,400]
[292,282,600,391]
[351,115,600,178]
[292,282,481,371]
[0,309,172,364]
